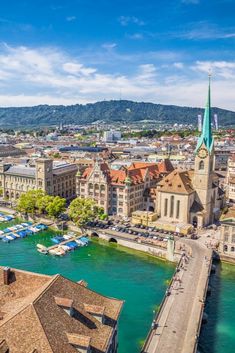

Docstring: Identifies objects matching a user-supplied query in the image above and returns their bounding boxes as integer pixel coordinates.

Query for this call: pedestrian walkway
[142,239,212,353]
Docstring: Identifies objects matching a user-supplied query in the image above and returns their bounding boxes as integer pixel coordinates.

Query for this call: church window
[199,160,204,170]
[170,196,174,217]
[176,200,180,219]
[164,198,168,216]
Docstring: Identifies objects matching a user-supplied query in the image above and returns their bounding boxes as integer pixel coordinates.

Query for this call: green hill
[0,100,234,127]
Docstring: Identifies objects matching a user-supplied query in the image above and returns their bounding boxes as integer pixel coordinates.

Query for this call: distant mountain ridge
[0,100,234,128]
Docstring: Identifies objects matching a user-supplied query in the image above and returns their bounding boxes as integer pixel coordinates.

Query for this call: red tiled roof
[81,160,174,186]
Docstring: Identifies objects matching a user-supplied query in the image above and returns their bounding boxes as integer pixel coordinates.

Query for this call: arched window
[164,198,168,217]
[170,195,174,218]
[231,247,234,252]
[176,200,180,219]
[199,160,204,170]
[223,245,228,252]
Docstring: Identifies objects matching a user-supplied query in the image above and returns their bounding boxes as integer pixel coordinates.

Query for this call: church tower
[193,75,215,224]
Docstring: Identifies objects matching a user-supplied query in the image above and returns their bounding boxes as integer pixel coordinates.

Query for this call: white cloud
[66,16,76,22]
[127,33,144,40]
[118,16,145,26]
[101,43,117,50]
[0,44,234,111]
[173,62,184,69]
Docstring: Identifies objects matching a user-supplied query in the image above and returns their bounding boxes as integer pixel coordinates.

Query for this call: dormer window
[66,333,91,353]
[84,304,105,323]
[55,296,74,316]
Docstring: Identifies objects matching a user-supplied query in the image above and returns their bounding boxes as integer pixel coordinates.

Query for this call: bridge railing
[140,255,184,353]
[192,250,213,353]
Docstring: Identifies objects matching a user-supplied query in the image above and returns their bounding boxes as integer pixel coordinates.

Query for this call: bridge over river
[86,227,213,353]
[141,239,212,353]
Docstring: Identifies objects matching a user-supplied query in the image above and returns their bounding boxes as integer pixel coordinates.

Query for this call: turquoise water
[0,225,174,353]
[1,220,235,353]
[199,262,235,353]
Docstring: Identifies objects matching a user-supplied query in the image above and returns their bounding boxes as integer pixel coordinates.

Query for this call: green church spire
[196,75,214,153]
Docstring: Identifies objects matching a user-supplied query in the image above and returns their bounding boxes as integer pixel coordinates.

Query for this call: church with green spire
[156,77,225,228]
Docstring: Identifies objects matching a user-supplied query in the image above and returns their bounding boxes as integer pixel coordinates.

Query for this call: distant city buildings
[103,130,121,142]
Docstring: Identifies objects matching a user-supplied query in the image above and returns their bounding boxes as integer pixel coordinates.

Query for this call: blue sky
[0,0,235,109]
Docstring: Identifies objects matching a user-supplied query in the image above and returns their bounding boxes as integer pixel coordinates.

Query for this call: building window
[164,198,168,217]
[170,195,174,218]
[176,200,180,219]
[224,234,229,242]
[224,245,228,252]
[199,160,204,170]
[231,246,235,252]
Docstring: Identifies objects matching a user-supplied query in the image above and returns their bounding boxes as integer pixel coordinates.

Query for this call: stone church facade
[156,78,225,228]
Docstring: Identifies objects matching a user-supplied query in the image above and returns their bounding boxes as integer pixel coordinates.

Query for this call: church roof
[157,169,195,194]
[196,76,214,153]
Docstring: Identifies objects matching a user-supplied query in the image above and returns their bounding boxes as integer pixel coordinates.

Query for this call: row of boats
[37,233,89,256]
[0,222,48,243]
[0,213,15,222]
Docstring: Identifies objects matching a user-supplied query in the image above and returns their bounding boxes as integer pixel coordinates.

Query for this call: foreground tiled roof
[0,267,123,353]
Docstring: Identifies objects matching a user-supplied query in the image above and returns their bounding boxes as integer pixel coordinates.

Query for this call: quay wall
[87,229,182,262]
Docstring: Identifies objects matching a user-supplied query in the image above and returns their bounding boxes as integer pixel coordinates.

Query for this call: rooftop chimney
[3,267,11,285]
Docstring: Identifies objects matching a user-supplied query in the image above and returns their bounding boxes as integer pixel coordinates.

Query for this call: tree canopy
[68,197,106,226]
[17,190,66,219]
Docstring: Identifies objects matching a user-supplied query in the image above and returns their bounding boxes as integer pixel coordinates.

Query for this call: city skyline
[0,0,235,109]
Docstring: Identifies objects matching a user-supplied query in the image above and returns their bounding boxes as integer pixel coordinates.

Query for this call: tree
[0,187,3,198]
[68,197,105,227]
[17,189,45,215]
[46,196,66,219]
[36,195,54,214]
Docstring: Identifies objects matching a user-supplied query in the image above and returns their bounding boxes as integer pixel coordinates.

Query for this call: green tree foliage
[17,190,66,218]
[0,100,234,127]
[46,196,66,219]
[17,190,45,215]
[36,195,54,214]
[68,197,105,226]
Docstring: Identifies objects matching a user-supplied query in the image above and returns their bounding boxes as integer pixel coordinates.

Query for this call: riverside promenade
[141,239,212,353]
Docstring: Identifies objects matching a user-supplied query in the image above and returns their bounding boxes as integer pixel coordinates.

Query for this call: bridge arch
[109,237,118,243]
[91,232,99,238]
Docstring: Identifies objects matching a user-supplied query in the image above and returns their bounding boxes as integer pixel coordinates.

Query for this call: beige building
[77,160,173,217]
[0,266,123,353]
[156,80,225,228]
[226,153,235,203]
[219,207,235,260]
[0,158,78,201]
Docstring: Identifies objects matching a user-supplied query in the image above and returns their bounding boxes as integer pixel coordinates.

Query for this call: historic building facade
[77,160,173,217]
[226,153,235,203]
[156,78,225,228]
[0,158,78,201]
[219,207,235,260]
